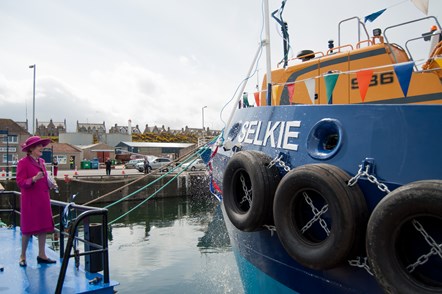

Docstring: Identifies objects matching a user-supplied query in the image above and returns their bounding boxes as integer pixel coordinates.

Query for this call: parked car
[125,158,145,169]
[181,159,206,171]
[136,157,172,172]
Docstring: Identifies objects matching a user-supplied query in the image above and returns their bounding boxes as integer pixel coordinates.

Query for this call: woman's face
[30,144,44,157]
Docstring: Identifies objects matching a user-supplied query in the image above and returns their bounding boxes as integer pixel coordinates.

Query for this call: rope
[51,136,220,226]
[51,140,216,223]
[107,145,211,224]
[219,0,266,128]
[81,142,210,207]
[104,150,203,210]
[108,164,186,225]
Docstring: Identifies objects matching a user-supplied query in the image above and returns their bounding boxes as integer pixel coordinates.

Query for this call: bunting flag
[305,78,316,104]
[209,176,222,201]
[411,0,429,15]
[200,147,212,164]
[356,70,374,102]
[272,85,282,105]
[435,58,442,68]
[364,9,387,23]
[324,73,340,104]
[254,92,260,106]
[287,83,295,104]
[261,90,268,106]
[242,92,250,107]
[394,62,414,97]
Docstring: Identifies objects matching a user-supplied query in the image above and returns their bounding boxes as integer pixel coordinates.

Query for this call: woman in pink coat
[16,136,58,267]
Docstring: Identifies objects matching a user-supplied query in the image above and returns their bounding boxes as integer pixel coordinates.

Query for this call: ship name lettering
[237,120,301,151]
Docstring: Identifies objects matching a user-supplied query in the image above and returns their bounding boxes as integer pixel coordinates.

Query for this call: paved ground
[53,165,142,179]
[2,165,197,181]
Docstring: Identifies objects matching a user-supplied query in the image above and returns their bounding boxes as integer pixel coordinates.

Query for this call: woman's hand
[33,171,44,182]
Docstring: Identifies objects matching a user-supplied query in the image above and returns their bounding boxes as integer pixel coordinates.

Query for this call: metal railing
[0,191,110,294]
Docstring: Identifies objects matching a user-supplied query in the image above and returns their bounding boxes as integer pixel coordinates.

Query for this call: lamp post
[29,64,36,135]
[202,106,207,133]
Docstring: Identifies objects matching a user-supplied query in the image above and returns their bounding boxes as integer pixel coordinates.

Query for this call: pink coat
[16,156,54,235]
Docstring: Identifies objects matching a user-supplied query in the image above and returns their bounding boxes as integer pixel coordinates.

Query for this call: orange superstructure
[260,16,442,106]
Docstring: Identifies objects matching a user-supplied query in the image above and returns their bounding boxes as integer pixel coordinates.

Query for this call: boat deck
[0,227,118,294]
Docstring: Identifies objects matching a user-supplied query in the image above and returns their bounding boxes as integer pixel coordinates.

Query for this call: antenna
[272,0,290,68]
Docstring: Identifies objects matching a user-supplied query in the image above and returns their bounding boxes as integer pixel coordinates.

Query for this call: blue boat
[211,1,442,293]
[0,191,119,293]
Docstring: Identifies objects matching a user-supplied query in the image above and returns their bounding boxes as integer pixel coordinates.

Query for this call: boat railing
[0,191,110,294]
[337,16,371,48]
[326,44,354,55]
[383,16,442,67]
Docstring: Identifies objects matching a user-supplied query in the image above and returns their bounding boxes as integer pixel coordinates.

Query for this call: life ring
[222,150,281,232]
[273,163,368,270]
[366,180,442,294]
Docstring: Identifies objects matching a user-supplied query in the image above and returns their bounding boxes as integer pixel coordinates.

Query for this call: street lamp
[29,64,36,135]
[202,106,207,132]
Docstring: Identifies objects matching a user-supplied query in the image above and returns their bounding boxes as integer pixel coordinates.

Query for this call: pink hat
[21,136,52,152]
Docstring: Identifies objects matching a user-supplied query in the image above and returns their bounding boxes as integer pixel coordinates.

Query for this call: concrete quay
[0,165,210,204]
[54,165,141,179]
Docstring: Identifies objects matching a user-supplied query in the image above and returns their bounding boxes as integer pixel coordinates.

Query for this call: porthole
[307,119,343,160]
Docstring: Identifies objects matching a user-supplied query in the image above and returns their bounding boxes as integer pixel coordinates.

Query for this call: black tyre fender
[223,150,281,232]
[273,163,368,270]
[366,180,442,294]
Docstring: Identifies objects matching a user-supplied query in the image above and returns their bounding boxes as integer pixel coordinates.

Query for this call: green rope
[107,146,209,224]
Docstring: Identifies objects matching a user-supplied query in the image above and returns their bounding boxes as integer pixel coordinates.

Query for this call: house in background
[35,119,67,136]
[15,120,29,133]
[77,121,106,143]
[49,143,83,170]
[0,119,31,167]
[109,123,141,135]
[77,142,115,163]
[142,124,166,134]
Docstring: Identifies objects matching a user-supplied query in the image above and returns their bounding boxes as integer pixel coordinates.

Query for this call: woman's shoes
[19,259,27,267]
[37,256,56,264]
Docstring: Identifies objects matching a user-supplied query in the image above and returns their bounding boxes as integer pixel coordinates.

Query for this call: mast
[264,0,272,106]
[223,0,274,136]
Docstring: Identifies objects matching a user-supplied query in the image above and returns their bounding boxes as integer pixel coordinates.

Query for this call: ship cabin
[260,16,442,106]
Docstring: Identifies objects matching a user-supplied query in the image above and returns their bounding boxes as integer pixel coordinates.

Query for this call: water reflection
[105,196,243,294]
[1,180,243,293]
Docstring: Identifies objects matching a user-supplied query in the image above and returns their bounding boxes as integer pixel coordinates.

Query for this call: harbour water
[104,195,244,294]
[0,173,244,293]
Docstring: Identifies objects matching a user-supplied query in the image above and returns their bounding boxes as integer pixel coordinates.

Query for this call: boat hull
[223,204,382,293]
[214,104,442,293]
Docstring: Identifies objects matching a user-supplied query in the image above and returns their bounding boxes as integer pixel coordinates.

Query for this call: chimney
[128,119,132,136]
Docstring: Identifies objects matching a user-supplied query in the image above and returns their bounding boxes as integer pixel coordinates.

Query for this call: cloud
[2,0,440,135]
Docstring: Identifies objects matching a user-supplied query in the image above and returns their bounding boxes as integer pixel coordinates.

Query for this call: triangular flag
[356,70,374,102]
[394,62,414,97]
[364,9,387,23]
[243,92,250,107]
[324,73,340,104]
[254,92,260,106]
[305,78,316,104]
[200,147,212,164]
[287,84,295,104]
[435,58,442,68]
[272,85,282,105]
[411,0,429,15]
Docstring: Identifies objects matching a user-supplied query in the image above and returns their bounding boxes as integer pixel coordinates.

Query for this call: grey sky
[0,0,440,132]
